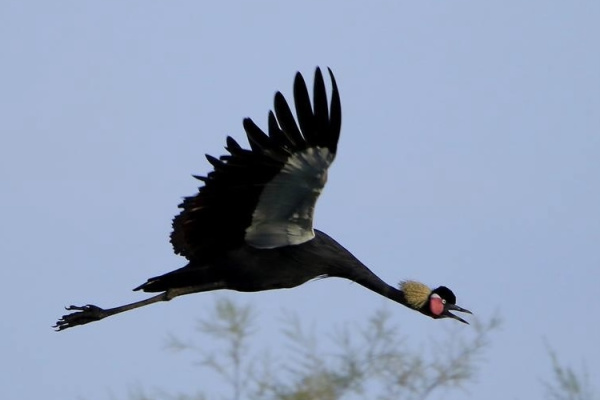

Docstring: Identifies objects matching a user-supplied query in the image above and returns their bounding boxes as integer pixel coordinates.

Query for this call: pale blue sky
[1,1,599,399]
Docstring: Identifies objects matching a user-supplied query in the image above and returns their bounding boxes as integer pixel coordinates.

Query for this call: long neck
[311,230,411,309]
[349,265,410,309]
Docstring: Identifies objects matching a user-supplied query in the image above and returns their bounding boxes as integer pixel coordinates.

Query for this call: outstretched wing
[171,68,342,261]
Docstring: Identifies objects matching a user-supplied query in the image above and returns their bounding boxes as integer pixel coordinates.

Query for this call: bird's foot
[54,304,108,331]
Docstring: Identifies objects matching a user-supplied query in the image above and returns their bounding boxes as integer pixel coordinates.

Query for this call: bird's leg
[54,292,170,331]
[54,285,216,331]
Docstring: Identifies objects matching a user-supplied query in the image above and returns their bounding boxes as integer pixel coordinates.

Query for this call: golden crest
[399,280,432,309]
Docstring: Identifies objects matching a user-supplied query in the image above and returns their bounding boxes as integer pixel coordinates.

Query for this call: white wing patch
[245,147,334,249]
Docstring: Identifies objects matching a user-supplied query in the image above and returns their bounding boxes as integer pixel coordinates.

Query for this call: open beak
[444,304,473,324]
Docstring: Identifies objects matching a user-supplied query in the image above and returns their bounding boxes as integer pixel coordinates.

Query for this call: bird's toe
[54,304,107,331]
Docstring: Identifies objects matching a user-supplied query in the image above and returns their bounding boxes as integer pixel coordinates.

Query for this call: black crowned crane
[55,68,471,331]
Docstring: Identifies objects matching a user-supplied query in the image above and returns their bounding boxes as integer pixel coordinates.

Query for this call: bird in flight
[55,68,471,331]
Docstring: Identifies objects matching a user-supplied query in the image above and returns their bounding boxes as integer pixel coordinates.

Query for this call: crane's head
[400,281,472,324]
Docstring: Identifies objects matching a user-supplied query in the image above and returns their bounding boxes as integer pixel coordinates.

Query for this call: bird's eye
[442,299,446,304]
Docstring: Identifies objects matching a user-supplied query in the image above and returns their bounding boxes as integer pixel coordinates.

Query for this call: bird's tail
[133,264,221,293]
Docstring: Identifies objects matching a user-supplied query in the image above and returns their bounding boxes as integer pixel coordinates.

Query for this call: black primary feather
[170,68,341,261]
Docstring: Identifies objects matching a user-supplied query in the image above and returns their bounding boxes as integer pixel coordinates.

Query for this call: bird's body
[55,68,471,331]
[137,230,387,295]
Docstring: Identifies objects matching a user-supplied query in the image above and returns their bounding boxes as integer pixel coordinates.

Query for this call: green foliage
[90,299,597,400]
[542,346,596,400]
[160,298,500,400]
[164,299,256,400]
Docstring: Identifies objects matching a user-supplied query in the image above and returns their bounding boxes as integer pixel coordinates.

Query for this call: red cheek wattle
[429,297,444,316]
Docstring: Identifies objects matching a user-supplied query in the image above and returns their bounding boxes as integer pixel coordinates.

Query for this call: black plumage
[55,68,471,331]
